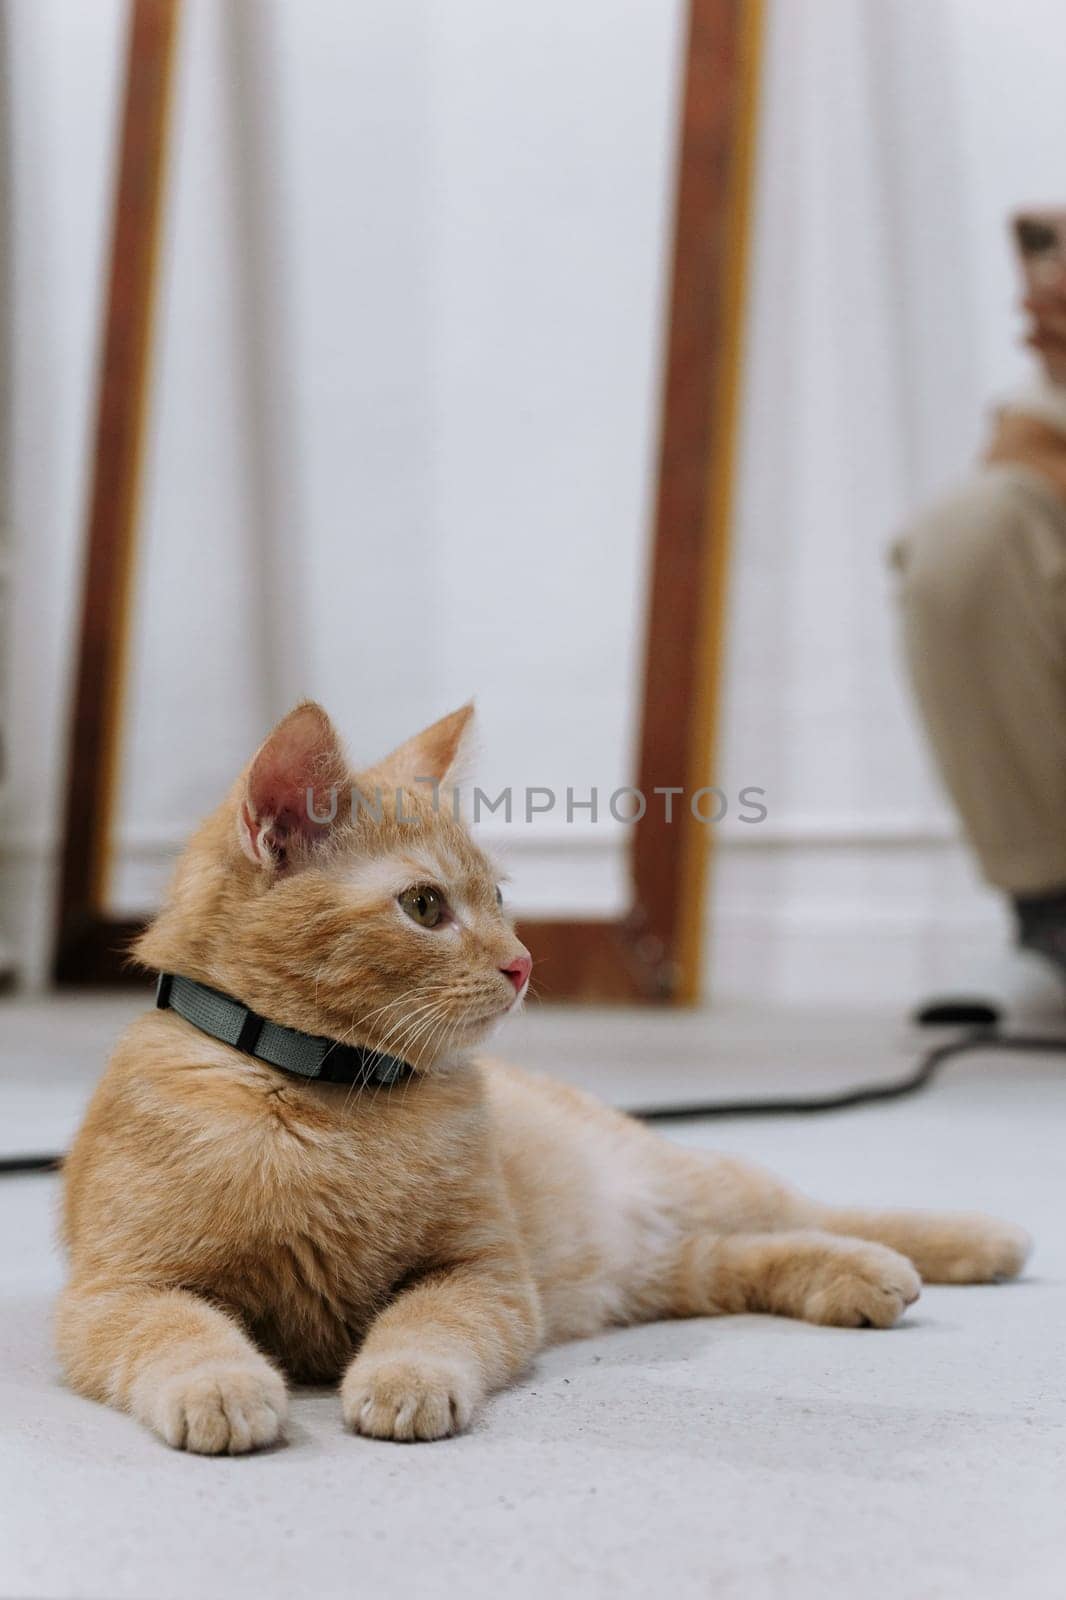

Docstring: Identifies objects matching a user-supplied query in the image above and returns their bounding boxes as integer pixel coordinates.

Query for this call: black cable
[0,1152,63,1174]
[1,1027,1063,1172]
[634,1026,1065,1121]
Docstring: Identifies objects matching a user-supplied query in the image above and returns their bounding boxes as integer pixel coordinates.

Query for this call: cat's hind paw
[915,1215,1032,1284]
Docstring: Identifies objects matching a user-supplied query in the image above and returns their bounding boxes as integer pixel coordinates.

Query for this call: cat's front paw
[342,1354,479,1442]
[803,1241,921,1329]
[138,1361,287,1454]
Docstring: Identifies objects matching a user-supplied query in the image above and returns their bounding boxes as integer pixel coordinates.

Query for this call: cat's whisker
[337,995,447,1111]
[345,982,453,1043]
[348,992,454,1100]
[327,988,451,1084]
[335,989,429,1043]
[415,1002,456,1071]
[392,996,456,1084]
[389,998,452,1074]
[356,1000,450,1113]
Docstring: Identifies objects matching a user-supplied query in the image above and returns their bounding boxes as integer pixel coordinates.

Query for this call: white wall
[6,0,1066,1006]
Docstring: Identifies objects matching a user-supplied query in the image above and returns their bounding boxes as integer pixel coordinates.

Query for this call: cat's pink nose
[500,953,532,994]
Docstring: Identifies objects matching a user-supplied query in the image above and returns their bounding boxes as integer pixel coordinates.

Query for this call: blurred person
[894,253,1066,983]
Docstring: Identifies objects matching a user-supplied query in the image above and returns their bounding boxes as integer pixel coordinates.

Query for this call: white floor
[1,996,1064,1600]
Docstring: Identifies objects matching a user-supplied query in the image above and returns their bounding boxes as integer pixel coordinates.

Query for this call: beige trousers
[894,464,1066,894]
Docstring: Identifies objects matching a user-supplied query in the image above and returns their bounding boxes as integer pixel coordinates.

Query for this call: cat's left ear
[238,701,349,869]
[369,703,476,792]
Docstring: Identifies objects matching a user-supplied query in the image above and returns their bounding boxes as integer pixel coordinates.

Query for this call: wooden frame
[54,0,763,999]
[519,0,764,1002]
[54,0,181,984]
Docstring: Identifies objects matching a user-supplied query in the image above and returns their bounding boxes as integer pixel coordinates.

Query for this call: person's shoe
[1014,889,1066,979]
[912,934,1066,1032]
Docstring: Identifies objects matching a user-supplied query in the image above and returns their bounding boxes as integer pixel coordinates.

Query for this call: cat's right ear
[237,702,348,870]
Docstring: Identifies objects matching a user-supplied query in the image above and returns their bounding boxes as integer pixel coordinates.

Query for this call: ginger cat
[58,703,1030,1453]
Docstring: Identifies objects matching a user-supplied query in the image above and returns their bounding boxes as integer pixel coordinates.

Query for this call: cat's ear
[237,702,349,869]
[370,703,476,792]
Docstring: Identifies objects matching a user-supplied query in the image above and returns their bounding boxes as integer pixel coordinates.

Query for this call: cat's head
[135,702,531,1071]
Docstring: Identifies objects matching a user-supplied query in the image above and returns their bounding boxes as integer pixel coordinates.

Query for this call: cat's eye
[495,885,503,908]
[399,885,446,928]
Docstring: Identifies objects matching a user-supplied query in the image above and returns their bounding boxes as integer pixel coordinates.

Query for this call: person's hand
[1023,267,1066,381]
